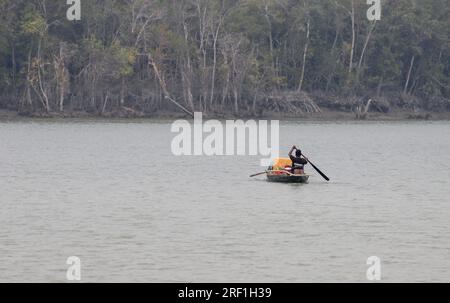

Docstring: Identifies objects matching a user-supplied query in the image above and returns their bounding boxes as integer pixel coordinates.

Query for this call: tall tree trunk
[404,55,415,95]
[357,21,377,74]
[221,51,230,109]
[263,3,275,78]
[325,27,340,93]
[25,50,33,109]
[298,14,310,92]
[233,87,239,114]
[102,92,109,115]
[196,0,208,111]
[11,44,16,96]
[59,82,65,112]
[348,0,355,74]
[209,18,223,109]
[37,39,50,112]
[182,18,195,112]
[54,43,68,112]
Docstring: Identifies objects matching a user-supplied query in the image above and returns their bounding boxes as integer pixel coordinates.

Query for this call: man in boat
[288,145,308,175]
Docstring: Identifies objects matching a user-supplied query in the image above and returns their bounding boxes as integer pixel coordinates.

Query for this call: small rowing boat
[266,158,310,183]
[250,155,330,183]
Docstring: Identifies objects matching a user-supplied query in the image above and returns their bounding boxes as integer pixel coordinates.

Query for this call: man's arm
[288,145,296,157]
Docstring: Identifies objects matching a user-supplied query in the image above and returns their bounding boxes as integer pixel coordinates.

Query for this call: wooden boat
[266,170,310,183]
[266,158,310,183]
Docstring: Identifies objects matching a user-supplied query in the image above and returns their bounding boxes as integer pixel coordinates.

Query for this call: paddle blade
[308,161,330,181]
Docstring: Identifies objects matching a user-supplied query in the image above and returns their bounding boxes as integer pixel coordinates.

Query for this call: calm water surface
[0,119,449,282]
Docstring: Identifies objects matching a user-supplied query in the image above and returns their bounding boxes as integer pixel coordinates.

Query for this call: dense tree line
[0,0,449,117]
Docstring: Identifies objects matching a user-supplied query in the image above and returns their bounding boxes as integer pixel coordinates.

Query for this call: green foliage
[21,11,47,37]
[0,0,449,113]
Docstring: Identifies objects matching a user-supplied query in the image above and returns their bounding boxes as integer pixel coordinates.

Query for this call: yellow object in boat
[271,158,292,170]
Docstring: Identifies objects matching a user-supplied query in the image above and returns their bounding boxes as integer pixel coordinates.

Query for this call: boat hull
[266,173,310,183]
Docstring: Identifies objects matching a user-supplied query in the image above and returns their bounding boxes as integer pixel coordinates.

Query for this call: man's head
[295,150,302,157]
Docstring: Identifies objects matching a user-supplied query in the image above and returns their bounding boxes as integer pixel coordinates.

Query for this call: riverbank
[1,108,450,121]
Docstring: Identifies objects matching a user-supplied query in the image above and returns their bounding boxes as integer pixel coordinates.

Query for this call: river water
[0,119,449,282]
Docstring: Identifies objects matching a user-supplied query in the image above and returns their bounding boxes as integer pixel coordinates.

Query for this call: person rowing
[250,147,329,181]
[288,145,308,175]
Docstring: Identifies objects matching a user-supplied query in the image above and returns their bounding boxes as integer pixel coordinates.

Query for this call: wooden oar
[303,155,330,181]
[249,171,267,178]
